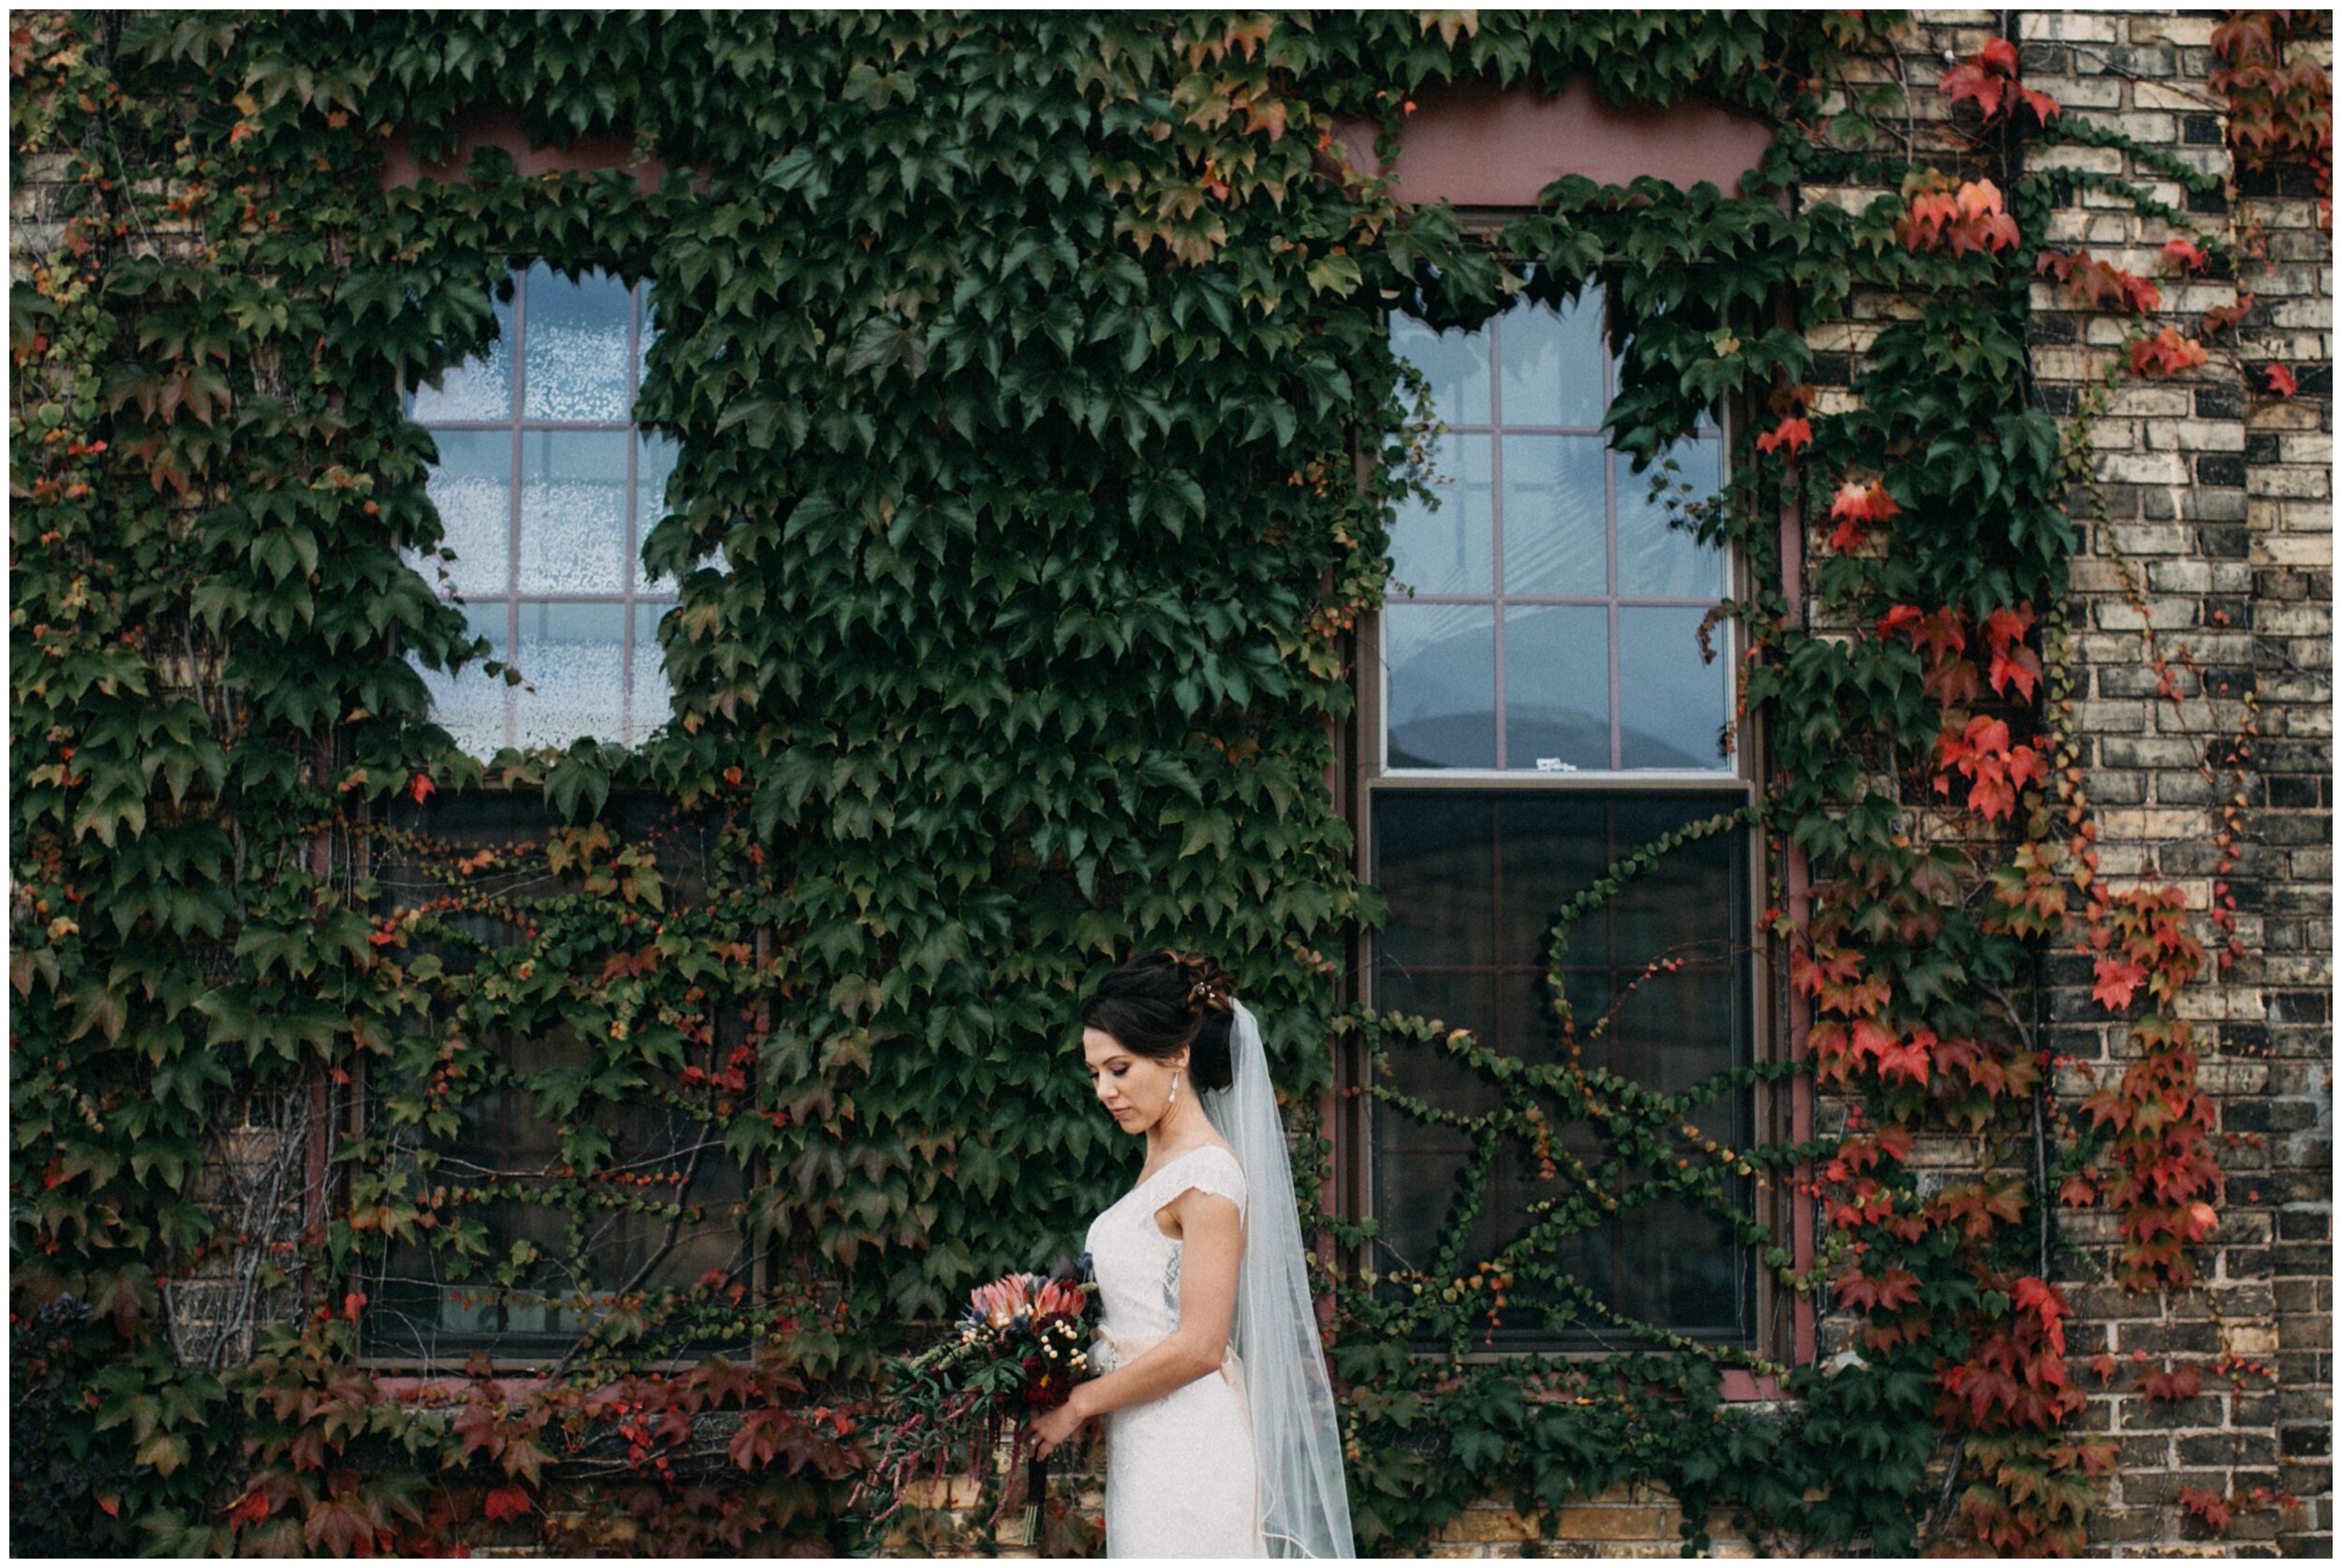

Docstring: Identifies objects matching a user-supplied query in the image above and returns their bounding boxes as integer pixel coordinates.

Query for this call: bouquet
[859,1255,1095,1541]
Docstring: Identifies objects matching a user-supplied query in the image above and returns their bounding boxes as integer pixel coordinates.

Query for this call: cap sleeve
[1154,1144,1247,1220]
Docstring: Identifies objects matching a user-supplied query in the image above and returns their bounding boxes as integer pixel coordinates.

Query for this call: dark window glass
[364,793,751,1364]
[1370,791,1753,1344]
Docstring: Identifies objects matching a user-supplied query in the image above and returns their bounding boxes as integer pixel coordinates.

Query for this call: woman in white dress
[1027,952,1355,1559]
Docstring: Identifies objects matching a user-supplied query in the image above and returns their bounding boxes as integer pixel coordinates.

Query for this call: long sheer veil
[1201,1001,1356,1559]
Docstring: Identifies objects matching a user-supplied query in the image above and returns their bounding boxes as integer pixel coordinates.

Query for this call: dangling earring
[1168,1071,1181,1108]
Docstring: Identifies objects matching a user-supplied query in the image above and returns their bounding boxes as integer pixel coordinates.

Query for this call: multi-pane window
[366,794,750,1364]
[1369,283,1756,1345]
[1385,291,1728,773]
[409,262,678,754]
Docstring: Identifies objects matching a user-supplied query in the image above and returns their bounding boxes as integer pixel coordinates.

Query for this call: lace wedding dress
[1083,1141,1267,1557]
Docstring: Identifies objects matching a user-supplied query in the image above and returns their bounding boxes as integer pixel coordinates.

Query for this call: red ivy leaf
[1940,61,2007,118]
[2130,327,2210,378]
[2178,1486,2234,1532]
[1754,415,1812,457]
[483,1485,533,1523]
[1828,479,1900,551]
[1987,643,2043,701]
[2092,956,2148,1012]
[2263,362,2298,397]
[408,772,437,805]
[2140,1363,2203,1402]
[2161,237,2209,273]
[2201,292,2258,335]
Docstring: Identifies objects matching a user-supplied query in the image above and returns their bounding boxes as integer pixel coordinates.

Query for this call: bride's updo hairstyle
[1080,950,1238,1091]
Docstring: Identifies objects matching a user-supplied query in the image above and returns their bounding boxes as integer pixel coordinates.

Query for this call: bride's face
[1082,1027,1188,1135]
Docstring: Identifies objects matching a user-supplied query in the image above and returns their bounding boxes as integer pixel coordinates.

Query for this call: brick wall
[2016,7,2332,1557]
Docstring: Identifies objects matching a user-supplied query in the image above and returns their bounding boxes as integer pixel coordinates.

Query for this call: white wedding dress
[1084,1142,1267,1557]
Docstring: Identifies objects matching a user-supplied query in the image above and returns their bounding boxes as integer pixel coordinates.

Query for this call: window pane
[1611,967,1737,1097]
[1500,435,1607,597]
[521,263,635,422]
[1616,1195,1743,1333]
[512,601,628,750]
[1496,795,1614,967]
[1497,292,1606,429]
[411,266,678,756]
[1390,314,1492,427]
[518,429,630,594]
[634,433,681,593]
[423,429,512,596]
[1371,794,1493,969]
[1617,607,1729,769]
[420,602,508,756]
[1615,438,1725,599]
[1371,1136,1484,1277]
[410,293,514,422]
[1494,966,1605,1068]
[1611,796,1740,966]
[631,601,673,744]
[1385,602,1496,769]
[1389,433,1493,596]
[1502,604,1608,772]
[1373,970,1502,1119]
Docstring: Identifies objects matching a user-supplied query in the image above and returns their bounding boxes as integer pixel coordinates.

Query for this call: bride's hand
[1028,1398,1086,1459]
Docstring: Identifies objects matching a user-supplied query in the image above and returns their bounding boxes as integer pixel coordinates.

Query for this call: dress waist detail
[1096,1332,1252,1421]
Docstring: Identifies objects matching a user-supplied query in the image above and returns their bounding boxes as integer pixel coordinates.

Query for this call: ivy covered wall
[9,8,2329,1557]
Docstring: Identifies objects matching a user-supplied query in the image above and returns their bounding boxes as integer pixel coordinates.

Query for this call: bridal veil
[1200,1001,1356,1559]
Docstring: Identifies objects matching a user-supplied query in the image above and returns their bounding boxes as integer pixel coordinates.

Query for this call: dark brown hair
[1079,949,1238,1091]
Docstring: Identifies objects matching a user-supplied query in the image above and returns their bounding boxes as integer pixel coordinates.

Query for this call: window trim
[1341,276,1796,1376]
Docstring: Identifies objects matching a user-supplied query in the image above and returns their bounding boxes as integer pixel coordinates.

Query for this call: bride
[1027,951,1355,1559]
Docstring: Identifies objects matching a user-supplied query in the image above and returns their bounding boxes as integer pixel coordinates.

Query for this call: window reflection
[1386,285,1729,773]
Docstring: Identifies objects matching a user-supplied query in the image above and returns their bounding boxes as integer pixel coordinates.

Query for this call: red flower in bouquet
[859,1259,1099,1531]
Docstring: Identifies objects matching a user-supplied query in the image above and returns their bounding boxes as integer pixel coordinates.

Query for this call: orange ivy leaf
[2161,236,2209,273]
[2129,327,2209,378]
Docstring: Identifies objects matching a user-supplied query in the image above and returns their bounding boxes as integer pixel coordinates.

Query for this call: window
[1366,283,1758,1346]
[1384,290,1729,773]
[409,262,679,754]
[363,793,753,1366]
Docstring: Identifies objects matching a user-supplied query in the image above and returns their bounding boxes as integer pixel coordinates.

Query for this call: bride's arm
[1029,1189,1243,1456]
